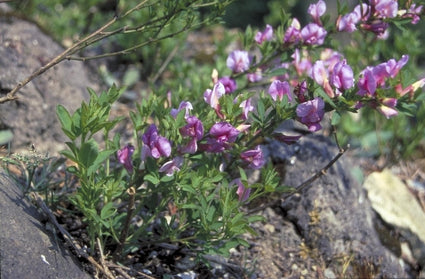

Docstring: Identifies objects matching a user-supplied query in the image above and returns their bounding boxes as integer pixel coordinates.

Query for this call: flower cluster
[116,0,425,205]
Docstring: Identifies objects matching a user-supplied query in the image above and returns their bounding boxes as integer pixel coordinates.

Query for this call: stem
[114,186,136,259]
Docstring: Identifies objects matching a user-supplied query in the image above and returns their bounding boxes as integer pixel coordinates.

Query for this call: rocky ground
[1,13,425,279]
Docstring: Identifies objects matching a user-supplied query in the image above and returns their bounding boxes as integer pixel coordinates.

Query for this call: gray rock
[0,16,101,154]
[269,133,411,277]
[0,170,92,279]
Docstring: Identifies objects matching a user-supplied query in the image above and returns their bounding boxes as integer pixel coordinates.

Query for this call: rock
[363,169,425,266]
[0,15,101,154]
[0,170,92,279]
[233,133,413,278]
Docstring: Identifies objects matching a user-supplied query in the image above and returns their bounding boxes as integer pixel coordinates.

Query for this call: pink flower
[159,157,184,176]
[296,97,325,132]
[141,124,172,160]
[240,145,265,169]
[284,18,302,44]
[255,24,273,44]
[308,0,326,24]
[231,178,251,203]
[117,144,135,173]
[204,82,225,110]
[301,23,327,45]
[377,98,398,119]
[395,78,425,97]
[226,50,250,73]
[268,80,292,101]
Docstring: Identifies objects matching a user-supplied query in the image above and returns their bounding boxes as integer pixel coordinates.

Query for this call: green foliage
[10,0,233,78]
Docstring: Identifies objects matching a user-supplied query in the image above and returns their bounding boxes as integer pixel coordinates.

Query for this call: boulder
[232,133,413,278]
[0,15,101,154]
[0,170,92,279]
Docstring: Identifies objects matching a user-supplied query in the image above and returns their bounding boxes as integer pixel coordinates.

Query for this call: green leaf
[315,87,337,109]
[123,68,140,87]
[87,149,116,176]
[0,130,13,145]
[60,149,77,162]
[331,111,341,125]
[57,105,76,140]
[78,139,99,169]
[144,173,160,185]
[180,183,197,195]
[100,202,117,219]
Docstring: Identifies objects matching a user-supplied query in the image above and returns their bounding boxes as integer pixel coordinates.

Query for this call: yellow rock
[363,169,425,244]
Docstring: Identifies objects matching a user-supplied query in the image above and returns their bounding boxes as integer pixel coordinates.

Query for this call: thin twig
[107,262,158,279]
[97,238,115,279]
[247,144,349,215]
[0,16,117,103]
[0,0,193,104]
[150,44,180,84]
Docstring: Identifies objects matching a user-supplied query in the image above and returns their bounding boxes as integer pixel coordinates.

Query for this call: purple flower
[204,82,225,110]
[331,59,354,93]
[218,76,237,93]
[141,124,172,160]
[255,24,273,44]
[268,80,292,101]
[240,145,265,169]
[362,21,389,37]
[247,68,263,83]
[272,133,302,145]
[312,60,335,97]
[159,156,184,176]
[337,12,360,32]
[202,122,239,153]
[373,0,398,19]
[354,3,371,21]
[117,144,135,173]
[292,49,312,76]
[226,50,250,73]
[240,98,254,120]
[231,179,251,203]
[385,55,409,78]
[308,0,326,24]
[284,18,302,44]
[179,116,204,154]
[296,97,325,132]
[170,101,193,118]
[357,68,377,96]
[404,4,423,24]
[301,23,327,45]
